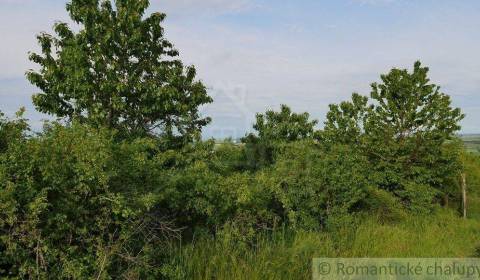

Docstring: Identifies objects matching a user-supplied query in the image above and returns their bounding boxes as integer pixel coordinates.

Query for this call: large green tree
[26,0,212,144]
[323,62,465,211]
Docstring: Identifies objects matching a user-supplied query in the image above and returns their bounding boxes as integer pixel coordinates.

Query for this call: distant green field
[461,134,480,153]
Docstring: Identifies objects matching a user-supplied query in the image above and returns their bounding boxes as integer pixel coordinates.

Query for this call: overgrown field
[1,0,479,279]
[166,150,480,279]
[164,210,480,280]
[1,119,479,279]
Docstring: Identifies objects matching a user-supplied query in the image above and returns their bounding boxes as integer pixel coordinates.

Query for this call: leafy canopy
[323,61,465,210]
[324,61,464,146]
[241,105,319,170]
[26,0,212,143]
[252,104,318,142]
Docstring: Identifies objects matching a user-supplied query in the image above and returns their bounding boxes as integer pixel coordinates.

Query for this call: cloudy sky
[1,0,479,138]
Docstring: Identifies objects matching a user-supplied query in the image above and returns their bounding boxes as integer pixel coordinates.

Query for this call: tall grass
[162,209,480,280]
[160,152,480,280]
[464,152,480,220]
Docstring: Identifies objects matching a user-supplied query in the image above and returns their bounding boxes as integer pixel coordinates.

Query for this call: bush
[0,108,29,154]
[267,141,370,230]
[0,110,474,278]
[0,123,176,279]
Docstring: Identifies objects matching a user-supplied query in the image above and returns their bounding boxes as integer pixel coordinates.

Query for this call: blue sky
[1,0,479,138]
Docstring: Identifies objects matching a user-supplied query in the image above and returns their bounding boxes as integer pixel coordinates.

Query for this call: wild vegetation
[0,0,479,279]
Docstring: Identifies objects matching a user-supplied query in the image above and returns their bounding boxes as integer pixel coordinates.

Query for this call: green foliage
[2,60,474,276]
[154,142,281,241]
[242,105,318,170]
[323,61,465,212]
[0,123,178,279]
[251,105,318,142]
[1,121,392,280]
[362,187,407,223]
[26,0,212,145]
[269,141,369,230]
[5,6,475,275]
[241,134,276,170]
[322,93,369,146]
[0,108,29,153]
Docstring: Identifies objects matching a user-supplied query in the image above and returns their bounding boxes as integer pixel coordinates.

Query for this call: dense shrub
[0,123,174,278]
[0,109,29,154]
[268,141,370,230]
[0,123,277,277]
[0,113,474,278]
[241,105,319,171]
